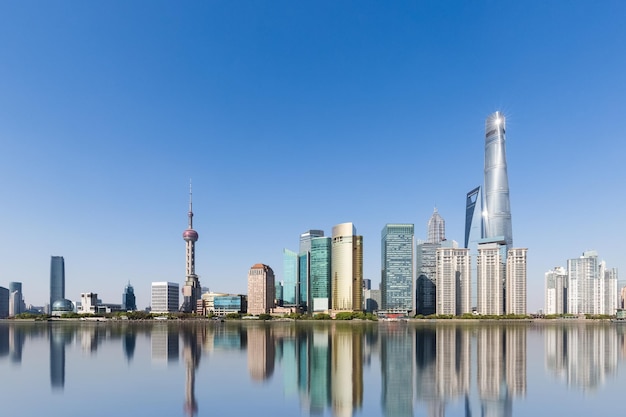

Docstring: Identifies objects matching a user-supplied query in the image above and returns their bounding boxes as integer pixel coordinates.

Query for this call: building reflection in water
[123,327,137,362]
[151,325,179,364]
[0,325,8,358]
[181,325,205,417]
[247,324,275,381]
[9,325,25,364]
[380,324,414,417]
[4,321,626,416]
[49,325,74,391]
[331,324,363,417]
[544,324,618,391]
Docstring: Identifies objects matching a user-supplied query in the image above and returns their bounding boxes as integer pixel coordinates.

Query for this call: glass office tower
[310,237,331,312]
[50,256,65,307]
[282,249,298,306]
[381,224,414,311]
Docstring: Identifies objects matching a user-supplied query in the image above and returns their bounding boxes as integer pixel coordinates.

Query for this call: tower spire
[188,179,194,229]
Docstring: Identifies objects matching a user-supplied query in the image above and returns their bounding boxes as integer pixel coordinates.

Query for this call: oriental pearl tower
[181,181,201,313]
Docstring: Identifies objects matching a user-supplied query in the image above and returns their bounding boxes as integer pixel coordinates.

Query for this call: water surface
[0,321,624,417]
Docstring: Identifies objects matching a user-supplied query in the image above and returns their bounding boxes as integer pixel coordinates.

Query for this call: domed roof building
[51,299,74,316]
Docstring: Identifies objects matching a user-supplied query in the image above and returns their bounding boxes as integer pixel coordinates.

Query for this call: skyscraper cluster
[272,223,363,315]
[413,112,527,316]
[544,250,618,315]
[462,112,527,315]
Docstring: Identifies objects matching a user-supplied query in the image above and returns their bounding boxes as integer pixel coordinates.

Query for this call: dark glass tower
[122,282,136,311]
[50,256,65,308]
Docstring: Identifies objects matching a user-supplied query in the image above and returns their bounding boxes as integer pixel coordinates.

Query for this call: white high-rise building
[151,282,180,313]
[477,242,506,315]
[545,266,567,315]
[506,248,528,315]
[567,251,617,316]
[331,223,363,312]
[435,246,470,315]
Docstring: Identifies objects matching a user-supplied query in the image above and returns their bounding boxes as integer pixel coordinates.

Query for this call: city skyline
[1,2,625,311]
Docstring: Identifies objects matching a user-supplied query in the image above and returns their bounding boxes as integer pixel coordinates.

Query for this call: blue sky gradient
[1,1,625,311]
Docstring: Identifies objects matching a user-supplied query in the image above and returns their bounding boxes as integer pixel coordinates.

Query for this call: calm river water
[0,320,624,417]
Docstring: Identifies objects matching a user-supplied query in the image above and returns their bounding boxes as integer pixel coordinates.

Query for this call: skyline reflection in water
[0,321,625,417]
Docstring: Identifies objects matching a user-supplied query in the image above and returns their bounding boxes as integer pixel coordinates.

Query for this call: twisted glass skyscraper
[483,111,513,248]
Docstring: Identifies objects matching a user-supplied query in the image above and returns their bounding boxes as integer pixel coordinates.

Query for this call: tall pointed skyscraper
[181,182,201,313]
[483,111,513,248]
[427,208,445,244]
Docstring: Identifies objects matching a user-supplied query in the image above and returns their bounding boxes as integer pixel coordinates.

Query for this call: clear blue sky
[1,1,625,311]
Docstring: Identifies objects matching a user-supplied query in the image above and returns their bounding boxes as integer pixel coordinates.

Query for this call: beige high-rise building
[435,246,471,315]
[331,223,363,312]
[247,264,275,315]
[506,248,528,315]
[477,242,506,315]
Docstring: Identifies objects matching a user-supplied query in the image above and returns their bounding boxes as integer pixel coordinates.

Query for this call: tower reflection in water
[49,325,74,391]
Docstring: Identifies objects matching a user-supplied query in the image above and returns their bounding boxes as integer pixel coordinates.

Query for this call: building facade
[567,251,617,315]
[247,264,275,315]
[79,292,98,314]
[416,242,439,315]
[435,247,471,315]
[545,266,567,315]
[477,242,506,315]
[331,223,363,312]
[151,282,180,313]
[50,256,65,308]
[505,248,528,315]
[298,230,324,312]
[381,224,414,312]
[310,236,331,312]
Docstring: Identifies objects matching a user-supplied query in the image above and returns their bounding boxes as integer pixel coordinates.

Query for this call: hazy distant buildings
[331,223,363,312]
[151,282,179,313]
[310,237,332,312]
[0,287,8,318]
[8,282,24,317]
[247,264,275,315]
[122,282,136,311]
[50,256,65,307]
[567,251,617,316]
[435,246,470,315]
[545,267,567,315]
[381,224,414,312]
[427,208,445,244]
